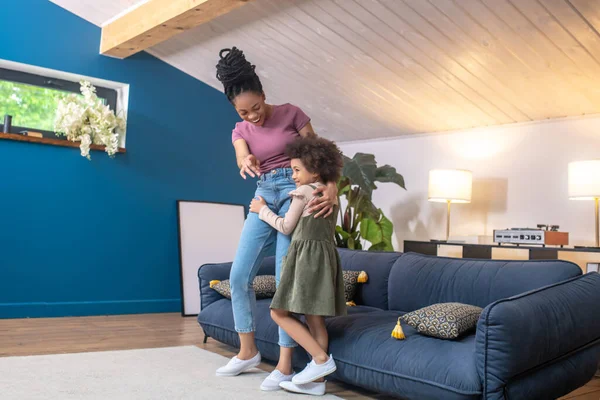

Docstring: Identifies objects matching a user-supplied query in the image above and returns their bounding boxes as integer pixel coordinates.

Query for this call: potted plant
[336,153,406,251]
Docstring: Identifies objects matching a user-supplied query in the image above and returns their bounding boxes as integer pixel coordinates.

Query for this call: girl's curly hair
[285,137,344,184]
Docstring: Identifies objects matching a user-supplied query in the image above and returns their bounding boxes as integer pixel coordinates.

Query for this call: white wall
[338,115,600,251]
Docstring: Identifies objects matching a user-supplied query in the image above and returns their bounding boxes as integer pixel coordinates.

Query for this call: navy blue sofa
[197,249,600,399]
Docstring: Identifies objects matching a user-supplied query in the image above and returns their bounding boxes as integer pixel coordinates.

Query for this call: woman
[214,47,338,391]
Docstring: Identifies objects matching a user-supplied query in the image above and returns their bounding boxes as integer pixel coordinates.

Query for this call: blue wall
[0,0,254,318]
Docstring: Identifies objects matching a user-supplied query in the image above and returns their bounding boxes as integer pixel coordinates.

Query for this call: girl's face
[233,91,269,127]
[291,158,319,187]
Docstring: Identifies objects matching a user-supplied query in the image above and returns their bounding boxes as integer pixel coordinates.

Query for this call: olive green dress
[270,201,347,317]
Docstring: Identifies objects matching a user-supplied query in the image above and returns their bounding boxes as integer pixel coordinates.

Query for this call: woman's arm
[298,122,316,138]
[233,138,261,179]
[250,195,307,235]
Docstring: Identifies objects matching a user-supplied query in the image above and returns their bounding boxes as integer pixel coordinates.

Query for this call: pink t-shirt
[232,103,311,173]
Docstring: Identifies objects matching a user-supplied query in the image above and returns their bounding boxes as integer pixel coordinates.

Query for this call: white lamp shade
[568,160,600,200]
[428,169,472,203]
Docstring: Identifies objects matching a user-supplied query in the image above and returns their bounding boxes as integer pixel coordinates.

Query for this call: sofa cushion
[403,303,482,339]
[388,253,582,312]
[327,310,481,399]
[337,248,402,310]
[199,297,481,400]
[198,299,383,370]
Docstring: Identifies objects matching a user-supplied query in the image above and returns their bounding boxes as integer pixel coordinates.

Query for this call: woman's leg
[270,309,329,364]
[229,211,276,359]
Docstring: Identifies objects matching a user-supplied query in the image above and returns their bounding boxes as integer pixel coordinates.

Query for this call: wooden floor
[0,313,598,399]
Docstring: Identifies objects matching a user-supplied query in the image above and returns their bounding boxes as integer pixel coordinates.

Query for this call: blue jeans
[230,168,297,348]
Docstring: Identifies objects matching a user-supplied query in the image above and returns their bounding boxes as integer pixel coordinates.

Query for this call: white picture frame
[177,201,245,316]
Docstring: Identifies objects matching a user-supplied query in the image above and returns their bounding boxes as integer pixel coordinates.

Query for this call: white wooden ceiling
[51,0,600,142]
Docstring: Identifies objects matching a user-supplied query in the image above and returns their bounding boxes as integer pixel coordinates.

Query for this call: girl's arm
[233,138,261,179]
[253,196,306,235]
[249,187,311,235]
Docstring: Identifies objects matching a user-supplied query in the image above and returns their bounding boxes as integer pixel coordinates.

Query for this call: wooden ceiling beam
[100,0,252,59]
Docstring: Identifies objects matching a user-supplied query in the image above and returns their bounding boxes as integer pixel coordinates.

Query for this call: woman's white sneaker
[260,369,295,391]
[280,381,326,396]
[292,355,337,384]
[215,352,261,376]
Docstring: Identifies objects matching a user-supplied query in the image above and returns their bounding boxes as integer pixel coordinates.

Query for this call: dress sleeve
[258,188,310,235]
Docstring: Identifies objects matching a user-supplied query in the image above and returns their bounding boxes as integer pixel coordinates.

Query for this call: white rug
[0,346,341,399]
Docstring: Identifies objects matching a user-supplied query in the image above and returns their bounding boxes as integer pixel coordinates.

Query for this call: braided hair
[216,47,264,103]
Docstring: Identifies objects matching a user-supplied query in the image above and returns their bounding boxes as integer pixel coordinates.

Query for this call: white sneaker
[280,381,327,396]
[260,369,295,391]
[215,352,261,377]
[292,355,337,384]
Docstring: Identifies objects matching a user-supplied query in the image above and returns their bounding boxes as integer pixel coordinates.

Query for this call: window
[0,68,118,138]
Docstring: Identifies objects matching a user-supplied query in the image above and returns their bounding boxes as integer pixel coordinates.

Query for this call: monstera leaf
[341,153,378,198]
[336,152,406,252]
[375,165,406,189]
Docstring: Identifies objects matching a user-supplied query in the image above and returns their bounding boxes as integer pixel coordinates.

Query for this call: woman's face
[233,91,268,127]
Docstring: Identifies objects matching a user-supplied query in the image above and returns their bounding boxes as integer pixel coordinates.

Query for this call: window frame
[0,67,118,138]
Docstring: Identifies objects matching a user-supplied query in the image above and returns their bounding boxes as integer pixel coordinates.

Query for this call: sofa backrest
[387,252,582,312]
[337,248,403,310]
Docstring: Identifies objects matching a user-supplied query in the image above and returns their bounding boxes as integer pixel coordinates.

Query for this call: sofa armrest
[197,256,277,311]
[475,272,600,400]
[198,262,234,310]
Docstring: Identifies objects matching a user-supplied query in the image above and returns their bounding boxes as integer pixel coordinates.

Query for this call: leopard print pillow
[210,275,276,299]
[402,303,483,339]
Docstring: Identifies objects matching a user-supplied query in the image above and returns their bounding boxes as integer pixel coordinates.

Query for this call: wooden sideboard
[403,240,600,273]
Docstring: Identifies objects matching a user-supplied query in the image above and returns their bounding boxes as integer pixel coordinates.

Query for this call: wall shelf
[0,132,126,153]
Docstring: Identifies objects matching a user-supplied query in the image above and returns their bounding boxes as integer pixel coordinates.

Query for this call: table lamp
[568,160,600,248]
[428,169,472,242]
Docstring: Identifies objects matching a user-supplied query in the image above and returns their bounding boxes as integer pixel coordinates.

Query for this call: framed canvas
[177,201,245,316]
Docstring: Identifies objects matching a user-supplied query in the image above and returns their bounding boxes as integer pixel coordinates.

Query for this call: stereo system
[493,225,569,247]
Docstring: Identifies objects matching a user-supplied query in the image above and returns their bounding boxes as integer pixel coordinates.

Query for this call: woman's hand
[240,154,261,179]
[249,196,267,213]
[308,182,339,218]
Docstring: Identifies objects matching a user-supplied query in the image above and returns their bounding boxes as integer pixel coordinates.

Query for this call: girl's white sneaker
[260,369,295,391]
[280,381,326,396]
[292,355,337,384]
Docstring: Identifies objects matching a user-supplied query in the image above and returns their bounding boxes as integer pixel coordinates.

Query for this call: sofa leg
[203,334,209,344]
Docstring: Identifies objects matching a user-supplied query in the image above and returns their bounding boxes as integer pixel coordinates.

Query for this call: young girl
[249,137,346,396]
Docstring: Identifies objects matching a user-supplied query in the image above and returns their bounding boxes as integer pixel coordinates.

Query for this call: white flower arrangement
[54,80,125,160]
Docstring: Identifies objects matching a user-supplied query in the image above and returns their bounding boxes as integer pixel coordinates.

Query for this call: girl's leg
[306,315,328,353]
[270,309,329,364]
[305,315,329,383]
[274,187,297,374]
